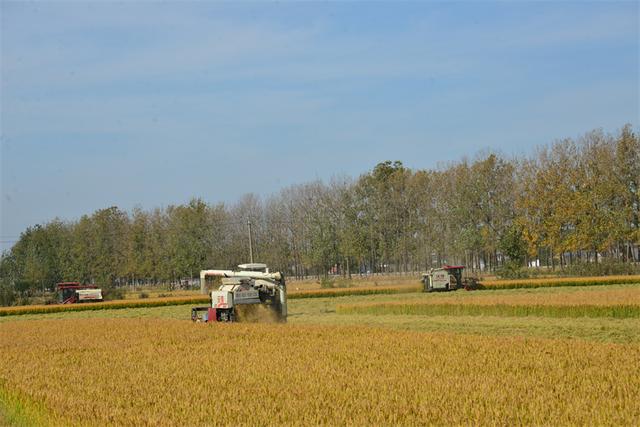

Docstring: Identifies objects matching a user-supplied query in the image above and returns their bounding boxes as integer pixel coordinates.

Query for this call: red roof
[443,265,465,270]
[56,282,98,289]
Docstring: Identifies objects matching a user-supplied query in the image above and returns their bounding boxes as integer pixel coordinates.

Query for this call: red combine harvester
[57,282,103,304]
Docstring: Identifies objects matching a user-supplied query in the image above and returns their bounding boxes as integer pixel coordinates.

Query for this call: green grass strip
[0,383,66,427]
[336,303,640,318]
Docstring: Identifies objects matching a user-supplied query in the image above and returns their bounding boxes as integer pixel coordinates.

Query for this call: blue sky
[1,1,638,250]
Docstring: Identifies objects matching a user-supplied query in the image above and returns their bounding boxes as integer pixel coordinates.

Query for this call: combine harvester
[192,263,287,323]
[422,266,478,292]
[57,282,103,304]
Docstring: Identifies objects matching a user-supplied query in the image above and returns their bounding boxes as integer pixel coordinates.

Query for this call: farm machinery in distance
[422,265,478,292]
[192,263,287,323]
[57,282,103,304]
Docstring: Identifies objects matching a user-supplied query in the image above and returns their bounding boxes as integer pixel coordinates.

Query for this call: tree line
[1,125,638,296]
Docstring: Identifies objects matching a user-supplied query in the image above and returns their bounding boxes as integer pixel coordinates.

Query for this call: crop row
[0,296,211,317]
[336,302,640,318]
[479,274,640,290]
[397,286,640,306]
[1,319,638,426]
[0,285,420,317]
[287,284,420,299]
[2,276,637,317]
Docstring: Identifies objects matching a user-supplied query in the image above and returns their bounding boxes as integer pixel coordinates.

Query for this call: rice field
[1,319,638,426]
[0,295,211,317]
[480,274,640,289]
[337,302,640,318]
[336,286,640,318]
[0,285,420,317]
[1,282,639,425]
[2,274,639,318]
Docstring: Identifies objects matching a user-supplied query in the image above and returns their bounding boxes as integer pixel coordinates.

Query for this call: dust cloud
[234,304,281,323]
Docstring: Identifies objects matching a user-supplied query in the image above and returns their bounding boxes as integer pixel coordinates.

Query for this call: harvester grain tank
[192,263,287,322]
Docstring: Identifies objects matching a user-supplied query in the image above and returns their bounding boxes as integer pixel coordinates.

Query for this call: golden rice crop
[1,319,638,426]
[0,296,211,317]
[2,277,637,318]
[337,302,640,318]
[287,283,420,299]
[399,286,640,306]
[337,287,640,318]
[481,274,640,289]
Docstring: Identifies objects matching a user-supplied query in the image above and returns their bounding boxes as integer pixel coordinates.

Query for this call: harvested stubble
[0,319,638,426]
[480,275,640,290]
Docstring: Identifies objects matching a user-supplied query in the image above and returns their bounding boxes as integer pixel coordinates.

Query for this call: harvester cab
[192,263,287,323]
[422,266,466,292]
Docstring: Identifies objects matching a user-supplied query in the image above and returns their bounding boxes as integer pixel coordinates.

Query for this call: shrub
[17,295,32,306]
[564,260,640,277]
[102,286,125,301]
[0,280,17,306]
[497,262,530,279]
[333,278,353,289]
[319,277,335,289]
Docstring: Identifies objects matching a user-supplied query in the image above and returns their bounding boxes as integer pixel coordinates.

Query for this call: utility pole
[248,220,254,263]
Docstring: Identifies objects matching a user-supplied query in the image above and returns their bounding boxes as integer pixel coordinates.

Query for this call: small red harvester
[57,282,103,304]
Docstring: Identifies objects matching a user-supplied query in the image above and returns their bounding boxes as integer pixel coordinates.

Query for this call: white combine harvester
[192,263,287,323]
[422,265,478,292]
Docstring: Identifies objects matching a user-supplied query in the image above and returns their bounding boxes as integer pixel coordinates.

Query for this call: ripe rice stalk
[480,275,640,290]
[386,286,640,306]
[287,284,420,299]
[336,302,640,318]
[0,296,211,317]
[0,319,638,426]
